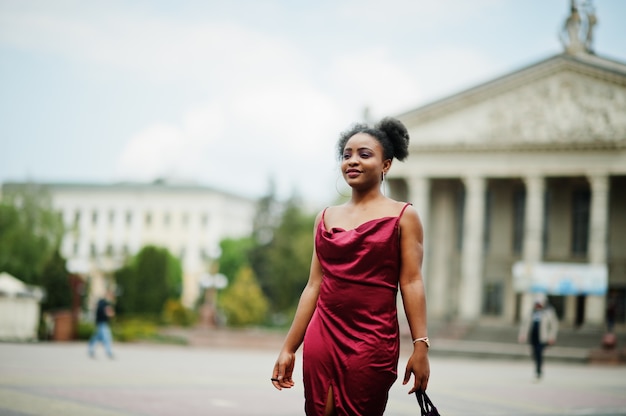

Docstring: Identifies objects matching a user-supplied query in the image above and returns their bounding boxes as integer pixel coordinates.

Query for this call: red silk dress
[302,203,411,415]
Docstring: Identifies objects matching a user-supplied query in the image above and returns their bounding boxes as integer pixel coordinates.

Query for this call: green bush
[219,266,269,327]
[77,321,95,340]
[40,250,72,312]
[109,317,187,345]
[111,318,158,342]
[161,299,197,327]
[115,245,182,316]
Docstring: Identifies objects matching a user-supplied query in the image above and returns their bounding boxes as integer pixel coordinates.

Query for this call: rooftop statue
[560,0,597,55]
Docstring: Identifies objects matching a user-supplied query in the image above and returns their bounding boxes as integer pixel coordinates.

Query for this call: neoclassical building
[2,180,256,308]
[388,5,626,328]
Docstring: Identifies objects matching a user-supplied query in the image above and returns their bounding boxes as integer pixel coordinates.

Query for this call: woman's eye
[342,153,351,160]
[359,152,371,158]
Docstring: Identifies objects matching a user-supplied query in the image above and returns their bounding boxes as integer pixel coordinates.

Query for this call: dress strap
[320,207,329,230]
[399,202,412,218]
[395,202,413,230]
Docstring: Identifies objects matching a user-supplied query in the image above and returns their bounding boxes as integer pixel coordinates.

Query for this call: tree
[224,183,316,319]
[248,179,283,308]
[218,237,255,286]
[115,245,182,316]
[251,178,282,245]
[263,195,315,312]
[218,266,269,326]
[113,265,135,316]
[0,183,64,285]
[40,250,72,311]
[248,188,316,315]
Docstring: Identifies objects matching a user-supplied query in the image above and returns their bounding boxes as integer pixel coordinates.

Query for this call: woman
[271,117,430,415]
[518,294,558,381]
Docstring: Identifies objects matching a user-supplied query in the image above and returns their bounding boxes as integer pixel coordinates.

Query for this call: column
[459,176,486,321]
[408,176,431,270]
[586,174,609,326]
[520,175,545,318]
[408,176,440,316]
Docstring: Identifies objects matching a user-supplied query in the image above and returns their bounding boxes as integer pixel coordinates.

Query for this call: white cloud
[405,46,497,106]
[116,123,184,181]
[116,104,226,181]
[328,47,423,119]
[0,2,308,90]
[7,0,621,209]
[114,83,343,204]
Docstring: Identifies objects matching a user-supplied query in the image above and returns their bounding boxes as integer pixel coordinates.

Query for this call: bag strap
[415,390,439,415]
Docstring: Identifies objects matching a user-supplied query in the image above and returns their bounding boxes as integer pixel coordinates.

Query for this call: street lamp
[199,272,228,327]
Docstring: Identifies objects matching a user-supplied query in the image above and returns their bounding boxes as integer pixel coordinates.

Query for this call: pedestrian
[518,294,558,381]
[271,117,430,415]
[88,290,115,359]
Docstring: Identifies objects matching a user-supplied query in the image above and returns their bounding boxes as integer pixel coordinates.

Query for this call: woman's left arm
[398,205,430,394]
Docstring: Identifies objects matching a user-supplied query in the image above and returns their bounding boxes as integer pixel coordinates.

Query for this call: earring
[381,172,386,196]
[335,174,349,199]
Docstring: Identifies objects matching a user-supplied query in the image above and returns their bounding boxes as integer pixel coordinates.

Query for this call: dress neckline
[320,202,412,234]
[322,216,396,233]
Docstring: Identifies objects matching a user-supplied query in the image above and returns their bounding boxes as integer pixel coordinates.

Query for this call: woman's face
[341,133,390,190]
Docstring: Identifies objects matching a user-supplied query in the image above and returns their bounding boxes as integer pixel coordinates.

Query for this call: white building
[0,272,44,341]
[5,180,256,308]
[388,4,626,328]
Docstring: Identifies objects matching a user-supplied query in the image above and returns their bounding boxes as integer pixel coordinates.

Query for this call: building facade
[4,180,257,308]
[388,13,626,328]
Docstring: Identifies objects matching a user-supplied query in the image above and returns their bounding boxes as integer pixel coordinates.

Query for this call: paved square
[0,342,625,415]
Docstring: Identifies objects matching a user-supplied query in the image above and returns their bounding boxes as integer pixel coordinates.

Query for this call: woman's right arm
[272,212,324,390]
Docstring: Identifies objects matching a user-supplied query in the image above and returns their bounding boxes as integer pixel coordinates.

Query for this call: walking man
[88,290,115,359]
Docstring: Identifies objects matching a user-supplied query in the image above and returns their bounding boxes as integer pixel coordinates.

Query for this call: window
[607,288,626,325]
[181,213,189,228]
[512,189,525,254]
[145,212,152,227]
[164,212,171,227]
[547,295,565,320]
[482,282,503,316]
[126,211,133,226]
[74,210,81,226]
[455,187,465,251]
[92,210,98,226]
[90,243,97,258]
[109,210,115,225]
[542,189,551,257]
[201,213,209,228]
[571,189,590,256]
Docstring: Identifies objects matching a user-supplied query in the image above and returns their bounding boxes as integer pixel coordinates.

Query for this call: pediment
[398,54,626,151]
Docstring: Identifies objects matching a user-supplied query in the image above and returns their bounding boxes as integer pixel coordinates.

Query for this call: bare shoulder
[398,204,423,235]
[313,209,326,228]
[399,203,419,221]
[320,203,349,222]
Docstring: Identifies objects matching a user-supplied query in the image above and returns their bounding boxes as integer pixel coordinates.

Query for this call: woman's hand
[271,350,296,390]
[402,346,430,394]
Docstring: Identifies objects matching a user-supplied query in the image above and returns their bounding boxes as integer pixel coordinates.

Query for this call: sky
[1,0,625,208]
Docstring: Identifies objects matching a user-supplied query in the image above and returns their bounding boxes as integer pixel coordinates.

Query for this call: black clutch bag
[415,390,440,416]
